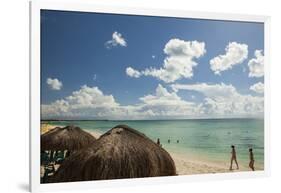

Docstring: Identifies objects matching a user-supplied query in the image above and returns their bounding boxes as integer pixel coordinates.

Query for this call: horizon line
[41,117,264,121]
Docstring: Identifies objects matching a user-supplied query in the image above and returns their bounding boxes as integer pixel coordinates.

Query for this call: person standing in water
[230,145,239,170]
[249,148,255,171]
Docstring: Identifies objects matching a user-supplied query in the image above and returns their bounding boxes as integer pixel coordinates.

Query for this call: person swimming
[229,145,239,170]
[168,139,170,143]
[249,148,255,171]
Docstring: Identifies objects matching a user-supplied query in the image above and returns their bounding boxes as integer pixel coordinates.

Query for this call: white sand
[171,152,230,175]
[87,130,103,139]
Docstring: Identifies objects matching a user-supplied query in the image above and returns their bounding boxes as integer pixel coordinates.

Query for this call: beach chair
[54,151,65,164]
[41,163,55,183]
[40,151,50,166]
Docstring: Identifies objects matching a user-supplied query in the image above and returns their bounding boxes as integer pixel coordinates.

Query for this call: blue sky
[41,10,264,120]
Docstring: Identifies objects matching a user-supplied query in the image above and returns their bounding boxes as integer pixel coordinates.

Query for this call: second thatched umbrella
[41,125,96,152]
[51,124,176,183]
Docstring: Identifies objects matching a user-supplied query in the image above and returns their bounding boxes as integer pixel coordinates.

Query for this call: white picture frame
[30,0,271,192]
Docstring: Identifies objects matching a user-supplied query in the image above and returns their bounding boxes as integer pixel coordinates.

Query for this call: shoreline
[40,123,60,134]
[41,123,263,175]
[85,129,104,139]
[170,152,263,175]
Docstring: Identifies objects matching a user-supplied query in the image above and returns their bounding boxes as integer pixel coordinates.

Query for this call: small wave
[240,138,256,141]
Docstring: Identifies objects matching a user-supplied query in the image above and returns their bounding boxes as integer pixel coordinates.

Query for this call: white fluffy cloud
[210,42,248,75]
[46,78,63,90]
[248,50,264,77]
[138,84,204,117]
[126,38,206,83]
[41,84,204,119]
[171,83,263,117]
[172,83,236,98]
[250,82,264,94]
[42,83,263,120]
[105,31,127,48]
[42,85,119,119]
[126,67,141,78]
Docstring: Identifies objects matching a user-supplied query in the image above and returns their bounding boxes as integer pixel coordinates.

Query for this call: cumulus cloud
[138,84,202,117]
[126,67,141,78]
[46,78,63,90]
[42,82,264,120]
[250,82,264,94]
[126,38,206,83]
[248,50,264,77]
[41,85,120,119]
[171,83,264,117]
[172,83,236,98]
[210,42,248,75]
[41,84,205,120]
[105,31,127,48]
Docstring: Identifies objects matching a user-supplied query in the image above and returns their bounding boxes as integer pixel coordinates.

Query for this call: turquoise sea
[45,119,264,169]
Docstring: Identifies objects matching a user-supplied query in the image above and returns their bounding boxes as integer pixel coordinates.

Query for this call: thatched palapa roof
[51,125,176,182]
[41,125,96,151]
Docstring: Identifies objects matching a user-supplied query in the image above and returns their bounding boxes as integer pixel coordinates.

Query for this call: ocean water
[45,119,264,169]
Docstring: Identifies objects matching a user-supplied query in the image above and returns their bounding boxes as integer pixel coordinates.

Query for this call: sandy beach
[172,153,228,175]
[85,130,104,139]
[41,123,261,176]
[41,123,60,134]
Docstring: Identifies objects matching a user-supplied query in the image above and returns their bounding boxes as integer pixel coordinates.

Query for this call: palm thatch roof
[50,124,176,182]
[41,125,96,151]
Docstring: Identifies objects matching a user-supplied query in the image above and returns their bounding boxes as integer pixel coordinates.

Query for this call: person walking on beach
[249,148,255,171]
[157,138,160,145]
[229,145,239,170]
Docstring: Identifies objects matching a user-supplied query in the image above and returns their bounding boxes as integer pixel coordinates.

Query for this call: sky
[41,10,264,120]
